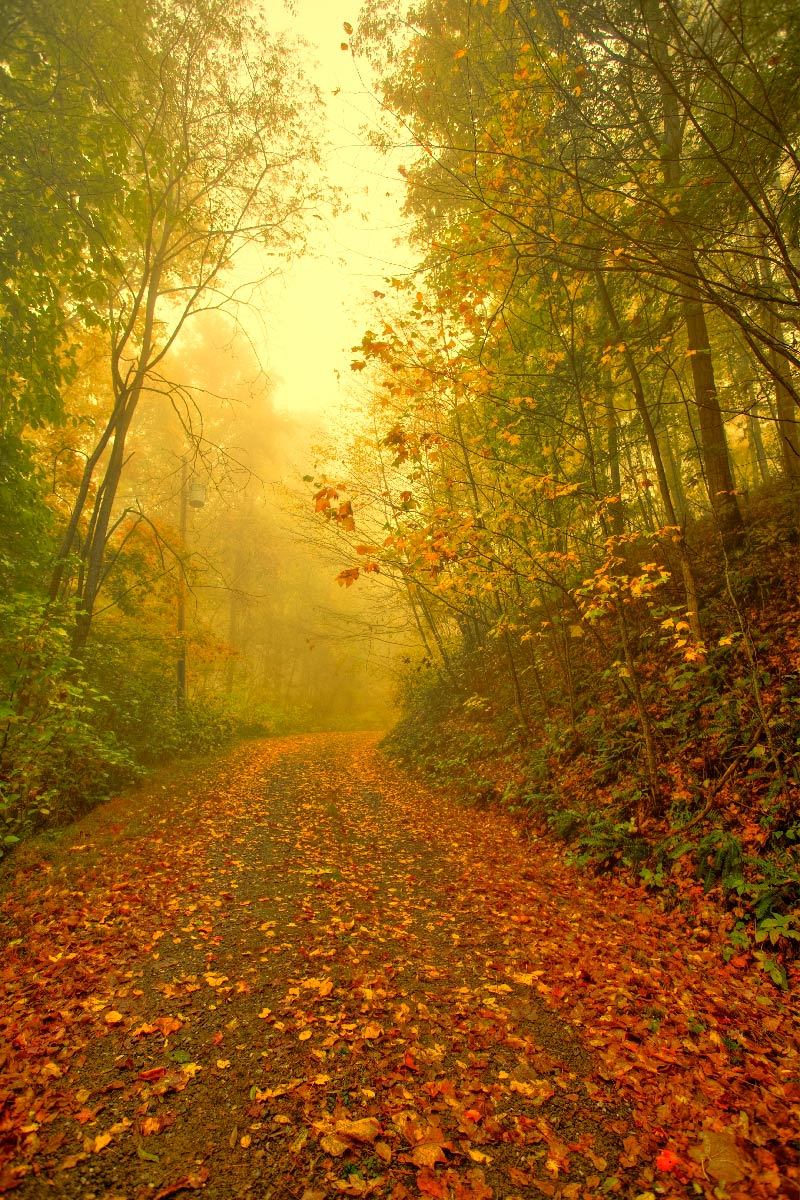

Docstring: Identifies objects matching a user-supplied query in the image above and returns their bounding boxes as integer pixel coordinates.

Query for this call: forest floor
[0,732,797,1200]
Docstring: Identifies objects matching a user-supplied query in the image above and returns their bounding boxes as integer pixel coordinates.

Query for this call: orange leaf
[410,1141,447,1168]
[154,1016,182,1036]
[334,1117,381,1143]
[416,1169,448,1199]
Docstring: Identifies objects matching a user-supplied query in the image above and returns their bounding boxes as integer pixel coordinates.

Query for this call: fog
[113,311,408,735]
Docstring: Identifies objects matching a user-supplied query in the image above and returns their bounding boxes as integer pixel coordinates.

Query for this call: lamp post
[176,457,206,710]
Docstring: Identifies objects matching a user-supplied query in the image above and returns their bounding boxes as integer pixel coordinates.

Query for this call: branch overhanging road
[0,733,796,1199]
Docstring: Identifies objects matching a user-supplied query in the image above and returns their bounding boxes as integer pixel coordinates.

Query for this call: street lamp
[176,458,206,710]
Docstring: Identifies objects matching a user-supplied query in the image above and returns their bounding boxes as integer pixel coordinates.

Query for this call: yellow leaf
[240,1134,252,1148]
[104,1011,124,1026]
[257,1008,272,1019]
[291,1129,309,1154]
[468,1148,492,1163]
[298,1029,313,1042]
[91,1132,112,1153]
[510,1078,554,1104]
[320,1132,350,1157]
[216,1059,231,1069]
[499,0,509,10]
[454,48,467,59]
[204,972,228,987]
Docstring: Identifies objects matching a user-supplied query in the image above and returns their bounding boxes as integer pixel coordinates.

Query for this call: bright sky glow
[251,0,413,418]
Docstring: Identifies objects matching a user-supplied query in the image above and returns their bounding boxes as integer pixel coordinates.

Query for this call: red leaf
[656,1148,681,1173]
[138,1067,166,1082]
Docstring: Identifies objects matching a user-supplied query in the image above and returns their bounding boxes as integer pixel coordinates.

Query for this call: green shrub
[0,594,137,853]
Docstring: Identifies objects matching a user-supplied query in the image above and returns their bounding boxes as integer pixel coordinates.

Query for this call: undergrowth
[383,495,800,987]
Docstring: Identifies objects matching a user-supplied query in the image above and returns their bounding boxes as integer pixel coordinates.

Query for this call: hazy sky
[251,0,413,419]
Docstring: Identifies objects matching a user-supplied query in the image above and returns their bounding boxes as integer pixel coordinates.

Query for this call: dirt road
[0,734,796,1199]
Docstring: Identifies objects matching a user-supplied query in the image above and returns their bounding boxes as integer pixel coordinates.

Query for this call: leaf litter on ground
[0,732,797,1199]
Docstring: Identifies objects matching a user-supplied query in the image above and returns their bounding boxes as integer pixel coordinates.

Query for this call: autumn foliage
[309,0,800,985]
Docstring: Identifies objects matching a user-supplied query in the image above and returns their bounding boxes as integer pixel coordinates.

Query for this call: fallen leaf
[467,1148,492,1163]
[509,1078,554,1104]
[58,1153,89,1171]
[655,1148,681,1173]
[695,1130,747,1183]
[416,1169,447,1199]
[334,1117,381,1143]
[154,1016,183,1036]
[409,1141,447,1168]
[139,1066,166,1081]
[320,1132,350,1157]
[152,1168,210,1199]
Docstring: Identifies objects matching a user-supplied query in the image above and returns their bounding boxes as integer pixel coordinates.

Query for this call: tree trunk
[645,0,742,538]
[765,309,800,484]
[595,270,703,641]
[680,276,743,534]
